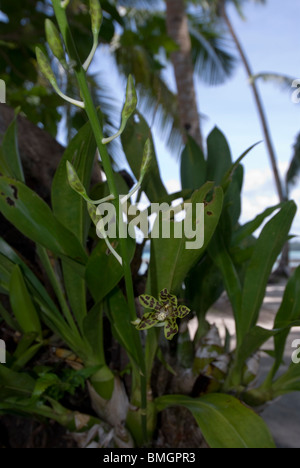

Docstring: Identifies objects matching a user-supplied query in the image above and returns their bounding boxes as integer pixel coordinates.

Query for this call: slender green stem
[102,128,123,144]
[51,0,147,443]
[83,36,99,71]
[54,85,85,108]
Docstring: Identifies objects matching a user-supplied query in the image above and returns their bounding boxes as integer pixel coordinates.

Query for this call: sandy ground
[188,280,300,448]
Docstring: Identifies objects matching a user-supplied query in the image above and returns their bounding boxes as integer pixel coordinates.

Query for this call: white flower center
[157,311,167,321]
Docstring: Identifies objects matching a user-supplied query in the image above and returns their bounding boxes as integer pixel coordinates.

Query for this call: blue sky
[153,0,300,235]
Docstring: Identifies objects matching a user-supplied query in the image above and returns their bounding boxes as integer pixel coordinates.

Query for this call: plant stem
[51,0,147,443]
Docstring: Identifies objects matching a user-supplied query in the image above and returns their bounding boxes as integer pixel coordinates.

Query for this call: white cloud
[165,179,181,194]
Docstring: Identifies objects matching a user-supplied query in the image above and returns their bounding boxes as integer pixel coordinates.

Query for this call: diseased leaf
[0,177,87,264]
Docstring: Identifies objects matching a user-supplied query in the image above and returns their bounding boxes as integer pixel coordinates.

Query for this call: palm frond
[113,42,183,155]
[137,75,183,155]
[189,22,236,85]
[116,0,163,10]
[250,72,296,91]
[230,0,267,19]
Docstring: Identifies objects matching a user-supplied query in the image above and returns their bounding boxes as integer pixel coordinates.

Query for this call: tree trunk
[165,0,203,150]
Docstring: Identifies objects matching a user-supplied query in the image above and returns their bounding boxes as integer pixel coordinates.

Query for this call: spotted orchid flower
[135,288,190,340]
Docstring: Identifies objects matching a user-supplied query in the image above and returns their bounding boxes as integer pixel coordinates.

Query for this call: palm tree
[203,0,284,202]
[114,0,236,152]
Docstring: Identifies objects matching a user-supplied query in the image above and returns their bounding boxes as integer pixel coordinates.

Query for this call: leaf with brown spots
[0,176,87,264]
[164,318,178,340]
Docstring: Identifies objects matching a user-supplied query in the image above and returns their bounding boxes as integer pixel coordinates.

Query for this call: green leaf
[83,302,105,362]
[0,112,25,182]
[121,111,168,202]
[206,127,232,185]
[89,0,103,37]
[32,373,60,399]
[0,242,83,353]
[221,142,261,192]
[89,365,114,400]
[0,176,87,264]
[185,255,224,323]
[121,75,138,128]
[36,46,57,87]
[0,238,67,334]
[86,237,135,303]
[102,75,137,144]
[51,117,100,327]
[9,265,42,337]
[223,164,244,228]
[107,288,141,370]
[12,343,43,371]
[232,326,282,383]
[180,136,206,190]
[147,183,224,296]
[45,19,66,66]
[239,201,297,338]
[155,393,275,448]
[208,226,242,343]
[231,320,300,387]
[139,138,153,180]
[0,366,35,399]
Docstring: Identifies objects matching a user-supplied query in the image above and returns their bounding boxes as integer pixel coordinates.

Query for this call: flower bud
[122,75,138,123]
[36,46,57,86]
[66,161,88,199]
[89,0,103,38]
